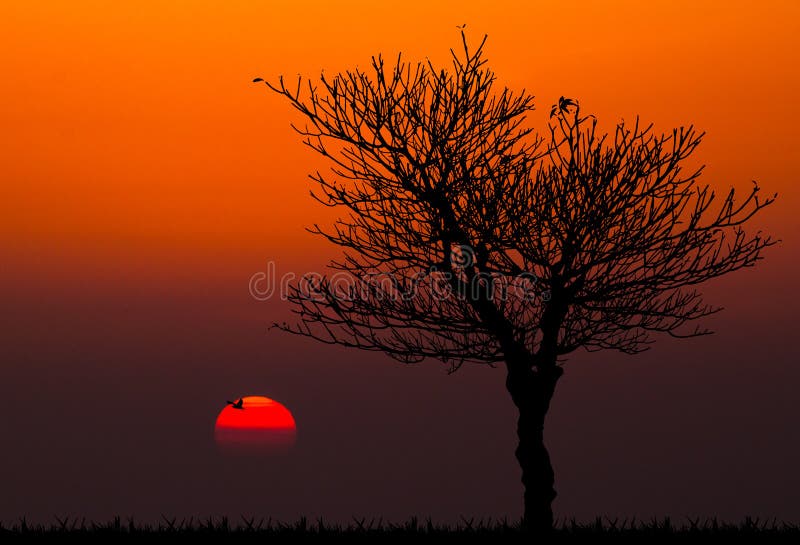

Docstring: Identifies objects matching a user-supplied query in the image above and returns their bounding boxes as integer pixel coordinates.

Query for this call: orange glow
[1,1,796,280]
[214,396,297,454]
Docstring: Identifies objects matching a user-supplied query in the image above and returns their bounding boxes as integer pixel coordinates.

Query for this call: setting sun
[215,396,297,455]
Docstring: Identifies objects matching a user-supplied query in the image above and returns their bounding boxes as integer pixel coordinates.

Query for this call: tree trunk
[506,363,563,533]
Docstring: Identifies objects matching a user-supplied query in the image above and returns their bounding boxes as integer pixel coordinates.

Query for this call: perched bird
[227,398,244,410]
[252,77,263,83]
[559,96,576,110]
[550,96,577,118]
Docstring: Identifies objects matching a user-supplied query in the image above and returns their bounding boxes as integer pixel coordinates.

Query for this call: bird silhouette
[550,96,577,118]
[227,398,244,410]
[252,77,263,83]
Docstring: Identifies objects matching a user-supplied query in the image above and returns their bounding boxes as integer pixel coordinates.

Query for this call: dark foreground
[2,517,799,542]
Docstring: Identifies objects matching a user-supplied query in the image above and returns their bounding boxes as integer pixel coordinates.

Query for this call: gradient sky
[1,1,799,523]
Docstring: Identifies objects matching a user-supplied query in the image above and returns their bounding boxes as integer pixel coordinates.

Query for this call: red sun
[214,396,297,455]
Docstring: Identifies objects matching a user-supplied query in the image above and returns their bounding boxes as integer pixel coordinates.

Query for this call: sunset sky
[1,1,799,522]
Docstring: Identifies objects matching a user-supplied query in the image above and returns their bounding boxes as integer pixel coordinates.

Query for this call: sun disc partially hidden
[214,395,297,455]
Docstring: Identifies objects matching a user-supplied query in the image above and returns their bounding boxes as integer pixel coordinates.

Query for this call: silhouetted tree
[258,34,776,532]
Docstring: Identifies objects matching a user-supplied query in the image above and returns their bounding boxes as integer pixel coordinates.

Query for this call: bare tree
[257,34,776,531]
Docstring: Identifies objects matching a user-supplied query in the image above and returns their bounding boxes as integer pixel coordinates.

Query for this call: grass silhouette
[2,516,799,542]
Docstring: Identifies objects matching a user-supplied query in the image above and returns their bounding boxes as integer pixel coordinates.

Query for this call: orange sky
[2,1,798,283]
